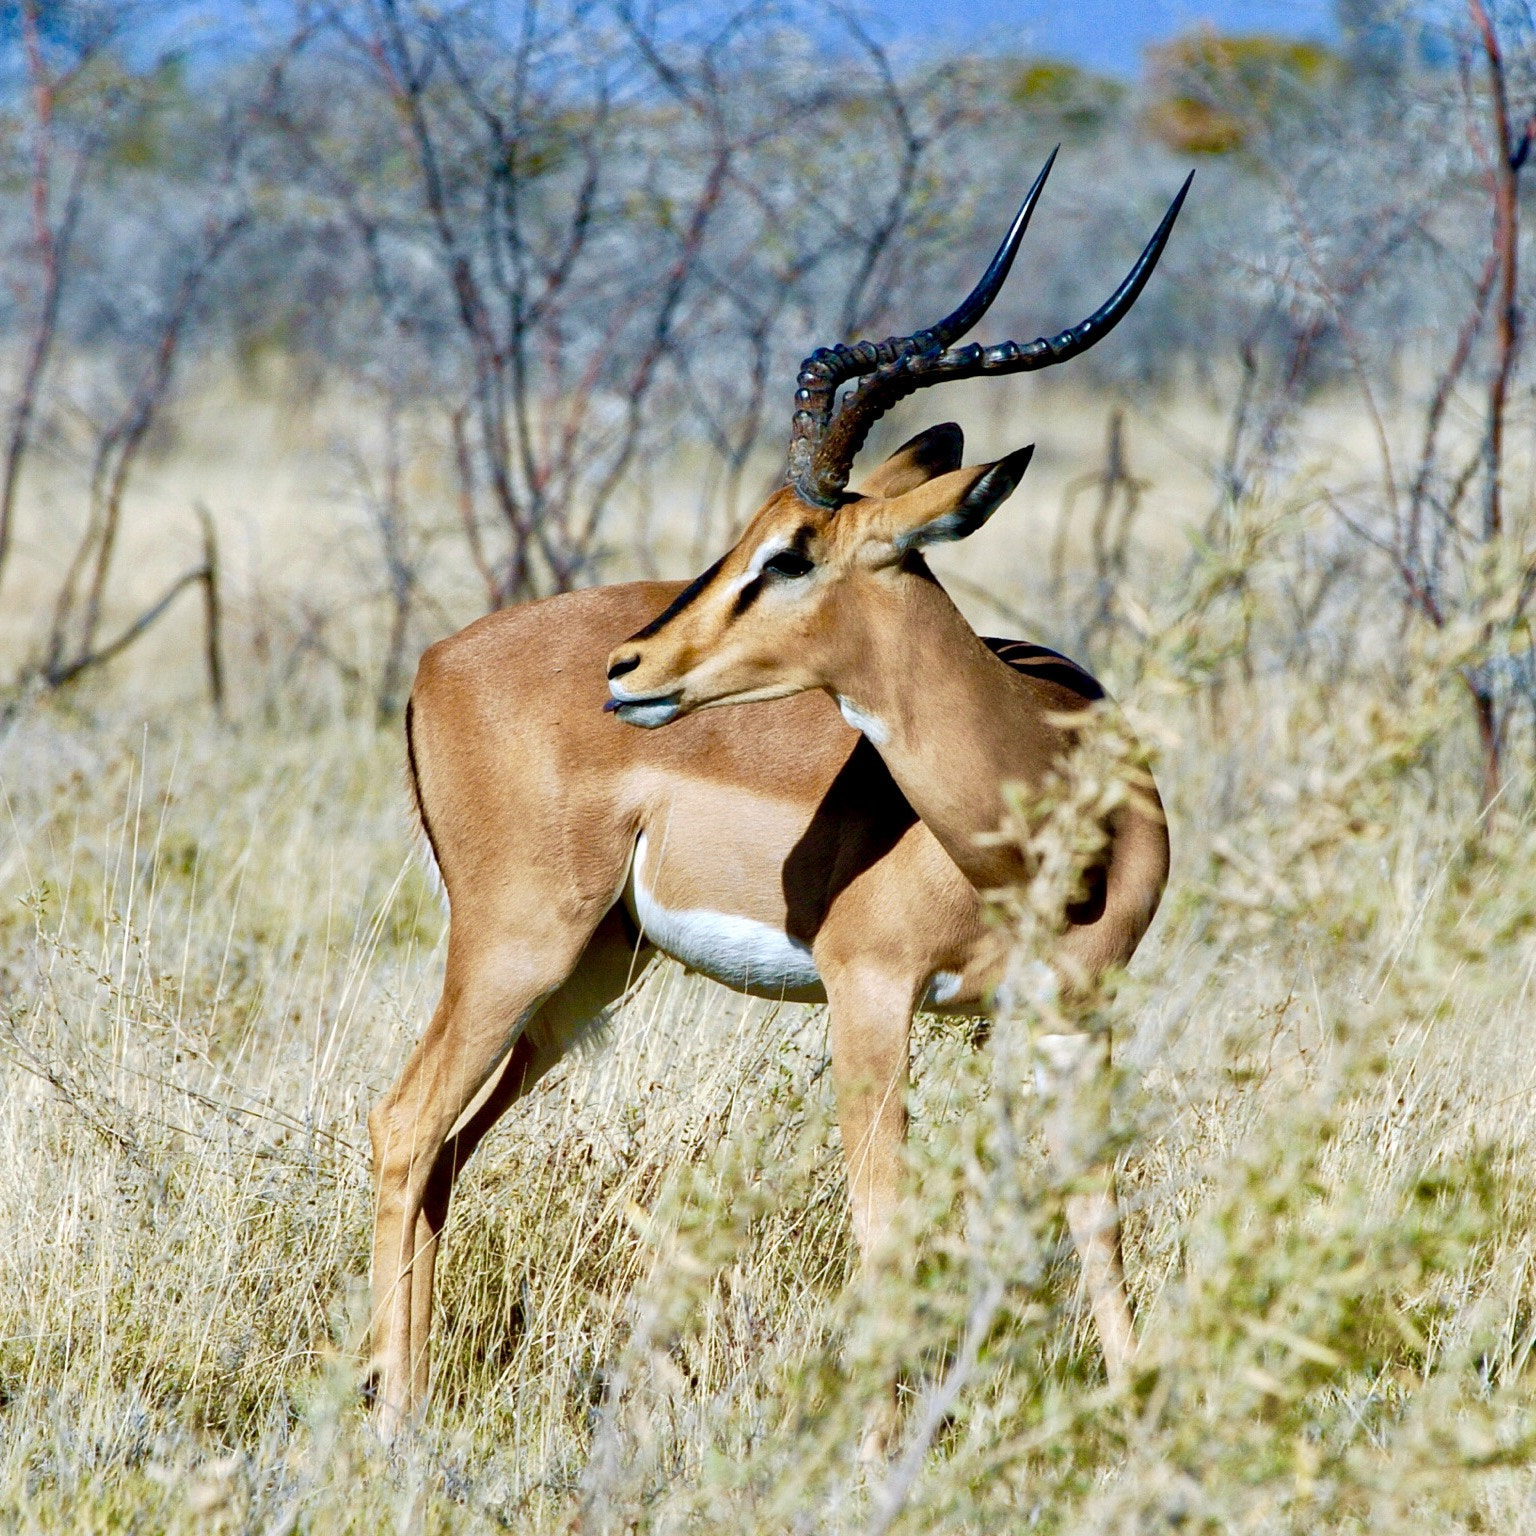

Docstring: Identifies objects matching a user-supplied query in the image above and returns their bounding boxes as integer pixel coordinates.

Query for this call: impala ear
[854,422,965,499]
[866,443,1035,558]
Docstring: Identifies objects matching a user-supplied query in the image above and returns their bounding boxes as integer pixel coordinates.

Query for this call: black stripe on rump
[404,696,445,875]
[983,636,1105,701]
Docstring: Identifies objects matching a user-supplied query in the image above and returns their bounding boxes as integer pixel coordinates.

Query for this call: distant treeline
[0,2,1524,703]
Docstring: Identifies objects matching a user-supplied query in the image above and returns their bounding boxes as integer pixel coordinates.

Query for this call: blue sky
[869,1,1338,75]
[126,1,1347,79]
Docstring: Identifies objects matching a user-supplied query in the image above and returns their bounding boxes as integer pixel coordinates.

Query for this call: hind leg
[1035,1029,1134,1382]
[369,895,645,1438]
[405,908,654,1406]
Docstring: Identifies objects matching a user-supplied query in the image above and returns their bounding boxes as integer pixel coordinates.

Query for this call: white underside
[627,834,970,1010]
[629,831,822,996]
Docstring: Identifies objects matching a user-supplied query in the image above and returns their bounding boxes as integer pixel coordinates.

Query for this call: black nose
[607,653,641,681]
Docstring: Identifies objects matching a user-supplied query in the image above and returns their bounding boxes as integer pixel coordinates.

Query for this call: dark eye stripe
[629,556,727,640]
[732,576,764,617]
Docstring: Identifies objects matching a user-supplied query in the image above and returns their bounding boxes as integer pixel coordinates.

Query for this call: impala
[369,153,1189,1438]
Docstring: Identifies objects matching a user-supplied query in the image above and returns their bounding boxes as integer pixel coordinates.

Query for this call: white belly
[628,832,823,999]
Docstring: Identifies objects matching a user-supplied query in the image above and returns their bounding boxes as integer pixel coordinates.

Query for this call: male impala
[369,154,1189,1437]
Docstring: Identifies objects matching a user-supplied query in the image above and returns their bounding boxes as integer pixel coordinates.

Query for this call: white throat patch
[835,695,891,746]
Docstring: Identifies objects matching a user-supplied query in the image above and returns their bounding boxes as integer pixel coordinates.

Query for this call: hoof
[364,1367,411,1447]
[857,1426,890,1467]
[857,1400,898,1468]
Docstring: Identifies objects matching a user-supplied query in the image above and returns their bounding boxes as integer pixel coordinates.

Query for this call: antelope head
[605,153,1191,728]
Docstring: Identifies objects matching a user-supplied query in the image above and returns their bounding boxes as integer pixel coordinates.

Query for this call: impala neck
[828,559,1065,892]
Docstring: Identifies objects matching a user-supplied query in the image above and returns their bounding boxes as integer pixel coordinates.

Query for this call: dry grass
[4,385,1536,1531]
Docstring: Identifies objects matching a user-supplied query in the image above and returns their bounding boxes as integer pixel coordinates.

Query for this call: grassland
[4,381,1536,1532]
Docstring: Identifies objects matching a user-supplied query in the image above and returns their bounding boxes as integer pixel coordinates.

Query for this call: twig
[195,503,225,716]
[44,566,209,689]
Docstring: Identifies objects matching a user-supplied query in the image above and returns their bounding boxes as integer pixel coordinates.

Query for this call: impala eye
[763,549,814,580]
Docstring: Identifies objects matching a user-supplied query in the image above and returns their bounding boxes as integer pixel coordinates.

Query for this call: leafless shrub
[0,11,311,704]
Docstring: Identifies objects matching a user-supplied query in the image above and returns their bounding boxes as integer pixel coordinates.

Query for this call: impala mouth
[603,689,683,727]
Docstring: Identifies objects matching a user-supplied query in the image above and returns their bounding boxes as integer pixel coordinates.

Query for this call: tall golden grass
[3,384,1536,1531]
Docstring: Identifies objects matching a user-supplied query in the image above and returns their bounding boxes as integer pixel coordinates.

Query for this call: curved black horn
[913,144,1058,355]
[786,149,1060,509]
[1004,166,1193,370]
[799,169,1194,504]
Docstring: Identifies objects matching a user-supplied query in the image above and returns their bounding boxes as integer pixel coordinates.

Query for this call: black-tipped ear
[960,443,1034,521]
[856,422,966,499]
[895,443,1035,550]
[900,421,966,477]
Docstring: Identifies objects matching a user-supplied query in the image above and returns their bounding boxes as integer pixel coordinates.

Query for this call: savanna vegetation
[6,1,1536,1530]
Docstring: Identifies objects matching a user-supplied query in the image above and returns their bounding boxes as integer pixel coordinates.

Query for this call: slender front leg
[821,962,918,1462]
[1034,1030,1134,1383]
[825,965,915,1262]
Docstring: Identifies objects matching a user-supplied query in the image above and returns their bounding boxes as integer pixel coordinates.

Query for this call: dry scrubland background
[9,1,1536,1530]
